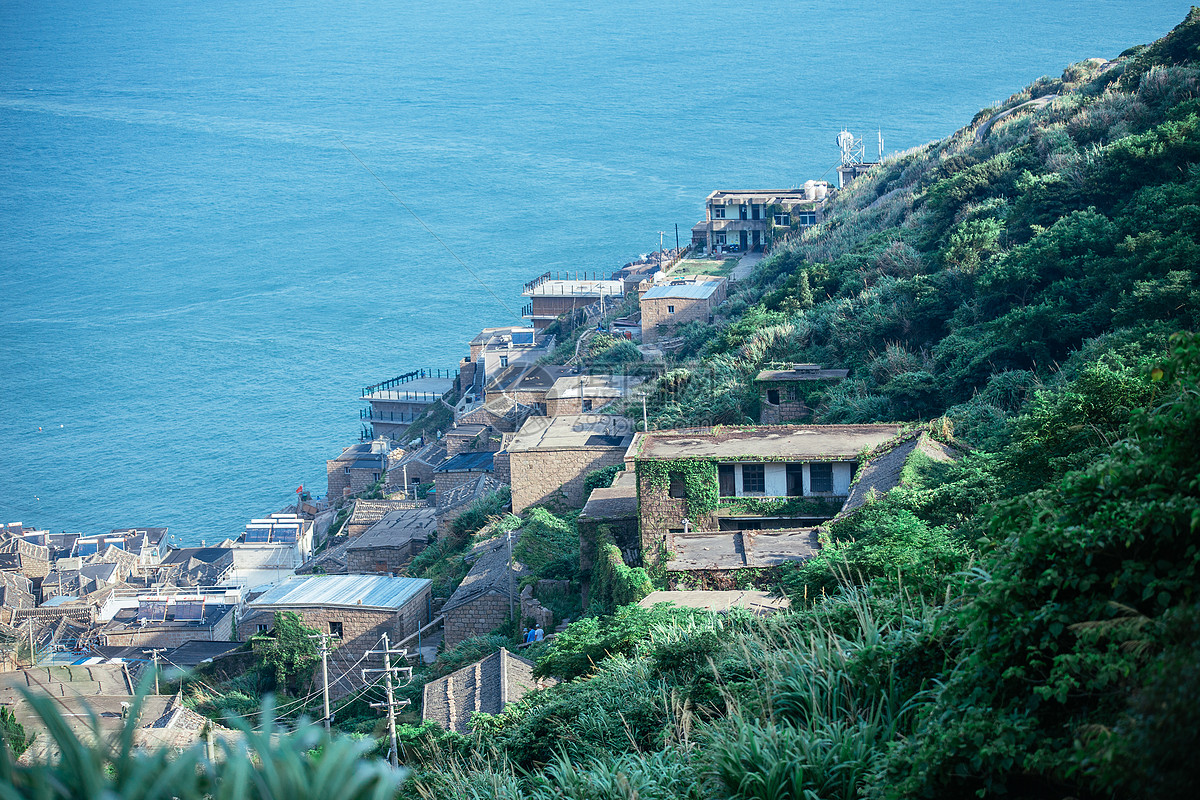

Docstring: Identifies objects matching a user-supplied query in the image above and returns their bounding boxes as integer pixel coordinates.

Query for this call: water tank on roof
[804,180,817,201]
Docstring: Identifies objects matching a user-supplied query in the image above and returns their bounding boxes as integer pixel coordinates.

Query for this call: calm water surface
[0,0,1189,543]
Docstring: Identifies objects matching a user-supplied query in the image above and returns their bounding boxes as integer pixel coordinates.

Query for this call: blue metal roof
[642,283,720,300]
[435,451,495,473]
[249,575,431,611]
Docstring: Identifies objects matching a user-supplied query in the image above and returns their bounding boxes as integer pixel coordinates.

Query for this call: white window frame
[711,205,726,219]
[773,212,790,226]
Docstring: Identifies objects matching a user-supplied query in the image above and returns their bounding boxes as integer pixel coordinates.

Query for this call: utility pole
[144,648,165,694]
[28,624,36,667]
[365,634,411,768]
[506,529,516,633]
[642,394,648,432]
[309,632,334,731]
[675,223,680,254]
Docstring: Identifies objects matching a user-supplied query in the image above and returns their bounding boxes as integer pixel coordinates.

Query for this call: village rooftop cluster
[3,171,935,751]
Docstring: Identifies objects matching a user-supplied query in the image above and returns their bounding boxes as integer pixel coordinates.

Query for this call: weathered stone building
[433,452,495,509]
[543,374,645,416]
[638,276,727,344]
[345,508,435,574]
[422,647,547,733]
[504,414,634,514]
[442,536,527,648]
[326,439,392,500]
[577,470,639,605]
[755,364,849,424]
[629,424,907,571]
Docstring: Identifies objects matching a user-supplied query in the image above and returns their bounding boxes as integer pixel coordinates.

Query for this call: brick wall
[239,592,430,656]
[434,472,485,508]
[492,451,512,485]
[444,593,511,647]
[510,447,626,514]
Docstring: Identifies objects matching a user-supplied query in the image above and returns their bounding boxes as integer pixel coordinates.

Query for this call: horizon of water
[1,0,1190,545]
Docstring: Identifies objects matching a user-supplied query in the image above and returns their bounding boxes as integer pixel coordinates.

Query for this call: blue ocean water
[0,0,1189,544]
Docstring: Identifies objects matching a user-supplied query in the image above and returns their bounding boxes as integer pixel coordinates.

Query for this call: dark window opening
[256,624,269,634]
[766,388,780,405]
[751,204,761,220]
[718,464,736,497]
[810,462,834,493]
[742,463,765,494]
[739,204,748,220]
[667,305,675,314]
[668,472,686,498]
[329,621,343,639]
[581,398,593,411]
[786,464,804,496]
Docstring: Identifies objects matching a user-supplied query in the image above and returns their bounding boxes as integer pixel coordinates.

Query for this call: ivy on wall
[718,496,845,517]
[637,458,719,514]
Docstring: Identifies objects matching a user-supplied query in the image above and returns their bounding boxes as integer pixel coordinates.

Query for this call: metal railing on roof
[361,368,457,398]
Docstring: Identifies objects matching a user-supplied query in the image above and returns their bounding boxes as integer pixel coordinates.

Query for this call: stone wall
[492,450,512,485]
[758,383,824,424]
[641,295,715,344]
[434,472,485,508]
[637,471,717,569]
[509,447,626,514]
[444,593,511,647]
[239,591,431,656]
[345,542,424,574]
[327,464,382,500]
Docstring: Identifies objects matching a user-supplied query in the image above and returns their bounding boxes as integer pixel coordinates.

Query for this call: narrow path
[975,94,1058,142]
[730,251,763,282]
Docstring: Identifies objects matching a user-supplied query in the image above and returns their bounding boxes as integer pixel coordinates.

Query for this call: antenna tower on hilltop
[836,130,865,166]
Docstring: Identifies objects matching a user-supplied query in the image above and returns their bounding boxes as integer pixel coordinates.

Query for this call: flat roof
[707,189,823,201]
[756,365,849,382]
[487,364,577,393]
[642,282,721,301]
[364,376,454,400]
[507,414,635,453]
[522,279,624,297]
[250,574,430,612]
[633,424,905,462]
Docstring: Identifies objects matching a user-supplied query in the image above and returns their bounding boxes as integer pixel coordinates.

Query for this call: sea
[1,0,1190,546]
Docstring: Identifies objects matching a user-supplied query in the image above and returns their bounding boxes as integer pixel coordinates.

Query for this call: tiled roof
[421,647,540,733]
[435,451,495,473]
[441,536,526,614]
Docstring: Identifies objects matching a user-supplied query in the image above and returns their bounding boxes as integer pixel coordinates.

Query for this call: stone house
[483,363,578,413]
[385,442,447,497]
[326,439,392,500]
[756,364,850,424]
[638,276,727,344]
[504,414,634,514]
[691,187,828,255]
[0,530,51,580]
[239,574,432,697]
[433,452,495,509]
[421,647,547,733]
[463,327,556,400]
[344,499,429,538]
[456,395,539,434]
[153,546,234,588]
[0,572,35,612]
[544,374,644,416]
[345,508,435,574]
[442,536,527,648]
[628,424,907,571]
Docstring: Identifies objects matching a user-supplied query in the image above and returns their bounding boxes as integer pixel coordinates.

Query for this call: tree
[253,612,321,692]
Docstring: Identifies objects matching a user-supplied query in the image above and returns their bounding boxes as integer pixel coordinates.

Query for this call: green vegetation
[252,611,321,691]
[12,15,1200,799]
[670,257,738,278]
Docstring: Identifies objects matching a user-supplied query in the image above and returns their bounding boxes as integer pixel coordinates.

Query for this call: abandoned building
[543,374,644,416]
[502,414,634,514]
[521,274,625,331]
[638,276,727,344]
[441,536,528,648]
[326,439,393,499]
[756,364,850,423]
[690,187,828,255]
[433,452,496,509]
[345,508,435,574]
[360,369,456,442]
[628,424,909,571]
[421,647,546,733]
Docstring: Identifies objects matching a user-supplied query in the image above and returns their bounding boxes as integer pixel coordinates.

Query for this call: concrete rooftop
[507,414,635,452]
[633,424,904,462]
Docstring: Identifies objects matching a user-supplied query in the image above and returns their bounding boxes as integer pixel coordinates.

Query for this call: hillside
[396,13,1200,800]
[6,12,1200,800]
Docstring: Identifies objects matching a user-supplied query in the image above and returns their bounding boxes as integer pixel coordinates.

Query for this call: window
[766,388,780,405]
[751,204,761,220]
[344,467,351,475]
[668,471,687,498]
[256,624,269,634]
[810,462,834,493]
[581,399,593,411]
[711,204,726,219]
[796,211,818,226]
[499,355,509,368]
[786,464,804,496]
[718,464,736,497]
[773,212,790,226]
[739,204,748,220]
[328,621,343,638]
[741,463,765,494]
[713,232,727,245]
[372,473,380,482]
[667,305,675,314]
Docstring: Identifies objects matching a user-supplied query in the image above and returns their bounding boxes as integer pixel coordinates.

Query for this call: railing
[361,368,457,397]
[522,272,552,293]
[361,390,443,408]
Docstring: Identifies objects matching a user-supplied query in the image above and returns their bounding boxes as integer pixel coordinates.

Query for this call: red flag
[296,485,304,493]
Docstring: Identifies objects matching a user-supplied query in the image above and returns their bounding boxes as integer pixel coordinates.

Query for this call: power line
[336,138,522,321]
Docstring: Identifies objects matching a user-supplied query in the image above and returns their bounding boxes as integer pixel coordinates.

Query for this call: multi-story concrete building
[690,185,829,255]
[461,327,555,402]
[360,369,456,442]
[639,276,727,344]
[521,274,625,331]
